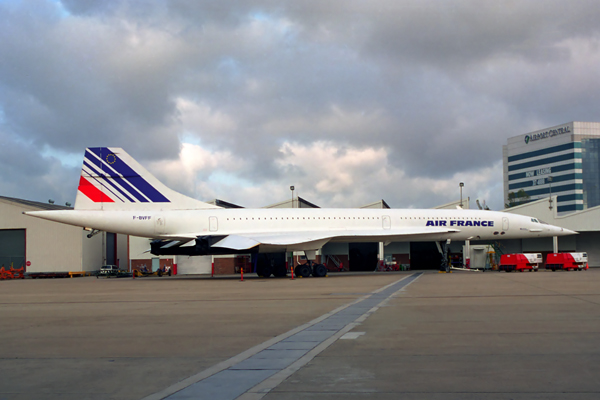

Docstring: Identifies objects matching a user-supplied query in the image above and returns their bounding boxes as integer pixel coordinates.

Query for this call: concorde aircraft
[26,147,576,277]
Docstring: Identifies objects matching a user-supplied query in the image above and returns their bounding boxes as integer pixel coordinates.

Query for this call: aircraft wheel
[273,264,287,278]
[298,264,311,278]
[263,265,273,278]
[312,264,327,278]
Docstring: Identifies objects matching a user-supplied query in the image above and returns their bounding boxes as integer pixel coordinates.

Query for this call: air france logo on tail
[78,147,170,203]
[426,220,494,227]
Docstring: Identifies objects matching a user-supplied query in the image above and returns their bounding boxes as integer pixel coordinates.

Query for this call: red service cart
[545,253,589,271]
[499,253,542,272]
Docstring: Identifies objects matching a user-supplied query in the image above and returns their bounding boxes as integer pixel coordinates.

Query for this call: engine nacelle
[150,236,255,256]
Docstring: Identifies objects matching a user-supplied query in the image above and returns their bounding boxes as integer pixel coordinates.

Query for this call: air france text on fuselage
[426,220,494,227]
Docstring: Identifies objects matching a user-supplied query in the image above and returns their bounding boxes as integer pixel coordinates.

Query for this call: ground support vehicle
[376,261,402,272]
[499,253,541,272]
[28,272,71,278]
[546,253,589,271]
[1,266,25,280]
[133,267,171,277]
[97,265,131,278]
[98,265,120,277]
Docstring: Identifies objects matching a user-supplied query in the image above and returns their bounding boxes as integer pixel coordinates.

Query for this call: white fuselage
[24,146,577,258]
[28,207,572,244]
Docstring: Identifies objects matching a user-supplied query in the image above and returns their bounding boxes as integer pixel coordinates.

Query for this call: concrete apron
[143,273,423,400]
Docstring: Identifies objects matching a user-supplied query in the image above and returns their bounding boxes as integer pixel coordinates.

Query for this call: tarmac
[1,269,599,399]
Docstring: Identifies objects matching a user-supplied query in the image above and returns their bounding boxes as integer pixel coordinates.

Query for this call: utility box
[463,245,495,271]
[546,253,589,271]
[176,255,212,275]
[499,253,542,272]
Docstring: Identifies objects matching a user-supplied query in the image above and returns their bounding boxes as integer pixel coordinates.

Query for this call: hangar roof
[207,199,244,209]
[265,197,320,209]
[0,196,72,211]
[504,195,600,232]
[360,200,390,209]
[434,198,471,210]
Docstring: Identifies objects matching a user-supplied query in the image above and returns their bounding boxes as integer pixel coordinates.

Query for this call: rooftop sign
[524,125,571,144]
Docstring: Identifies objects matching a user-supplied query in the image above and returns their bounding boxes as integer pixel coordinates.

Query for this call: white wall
[129,236,154,260]
[176,255,212,274]
[81,230,103,271]
[0,200,86,272]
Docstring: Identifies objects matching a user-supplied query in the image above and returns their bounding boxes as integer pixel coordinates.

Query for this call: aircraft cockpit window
[531,218,540,223]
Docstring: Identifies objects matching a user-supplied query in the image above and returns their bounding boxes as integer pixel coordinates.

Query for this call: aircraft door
[155,215,167,235]
[209,216,218,232]
[502,217,509,231]
[382,215,391,230]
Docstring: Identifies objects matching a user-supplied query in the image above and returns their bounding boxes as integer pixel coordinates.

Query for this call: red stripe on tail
[78,176,114,203]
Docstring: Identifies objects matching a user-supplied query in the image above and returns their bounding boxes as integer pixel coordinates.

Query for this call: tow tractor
[133,266,172,277]
[546,253,589,271]
[499,253,542,272]
[97,265,131,278]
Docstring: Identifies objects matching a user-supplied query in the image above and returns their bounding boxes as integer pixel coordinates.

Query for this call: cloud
[1,0,600,211]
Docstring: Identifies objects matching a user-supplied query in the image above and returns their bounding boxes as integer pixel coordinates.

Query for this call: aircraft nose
[552,226,577,236]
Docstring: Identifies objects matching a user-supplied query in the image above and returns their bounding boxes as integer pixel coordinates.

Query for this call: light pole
[289,185,296,275]
[548,176,553,210]
[459,182,464,208]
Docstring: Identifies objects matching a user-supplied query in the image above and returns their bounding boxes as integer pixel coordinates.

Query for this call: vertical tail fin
[75,147,220,211]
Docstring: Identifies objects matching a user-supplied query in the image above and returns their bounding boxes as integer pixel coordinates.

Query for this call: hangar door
[0,229,25,269]
[349,243,378,271]
[410,242,440,270]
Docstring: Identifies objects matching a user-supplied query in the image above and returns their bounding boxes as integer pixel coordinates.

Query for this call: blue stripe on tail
[85,147,170,203]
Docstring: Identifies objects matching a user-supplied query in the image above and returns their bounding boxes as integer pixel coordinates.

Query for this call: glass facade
[581,138,600,209]
[503,122,600,214]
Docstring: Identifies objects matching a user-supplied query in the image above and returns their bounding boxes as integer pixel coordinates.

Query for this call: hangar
[0,196,127,273]
[503,195,600,266]
[2,193,598,275]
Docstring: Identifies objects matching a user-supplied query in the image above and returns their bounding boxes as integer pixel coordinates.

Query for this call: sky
[1,0,600,210]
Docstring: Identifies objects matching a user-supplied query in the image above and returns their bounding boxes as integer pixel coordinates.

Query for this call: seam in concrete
[238,273,423,400]
[140,295,367,400]
[142,273,420,400]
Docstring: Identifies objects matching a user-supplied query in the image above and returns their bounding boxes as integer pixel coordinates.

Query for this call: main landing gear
[254,251,327,278]
[256,262,288,278]
[294,261,328,278]
[438,239,452,273]
[295,249,327,278]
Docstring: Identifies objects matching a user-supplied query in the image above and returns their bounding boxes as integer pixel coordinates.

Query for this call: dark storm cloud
[0,0,183,159]
[0,129,79,204]
[1,0,600,209]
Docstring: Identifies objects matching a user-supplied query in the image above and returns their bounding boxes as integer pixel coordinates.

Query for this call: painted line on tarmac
[238,272,423,400]
[142,272,422,400]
